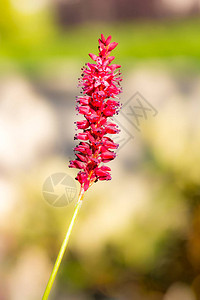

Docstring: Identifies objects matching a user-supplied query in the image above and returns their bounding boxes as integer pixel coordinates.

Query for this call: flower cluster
[69,34,122,191]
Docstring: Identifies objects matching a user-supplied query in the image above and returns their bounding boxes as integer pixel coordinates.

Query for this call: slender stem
[42,188,85,300]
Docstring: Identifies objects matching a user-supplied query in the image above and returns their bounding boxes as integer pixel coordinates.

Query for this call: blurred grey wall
[53,0,200,26]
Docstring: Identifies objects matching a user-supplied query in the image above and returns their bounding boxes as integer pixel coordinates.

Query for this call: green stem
[42,188,84,300]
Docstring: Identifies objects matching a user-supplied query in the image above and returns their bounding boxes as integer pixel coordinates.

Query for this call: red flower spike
[69,34,122,192]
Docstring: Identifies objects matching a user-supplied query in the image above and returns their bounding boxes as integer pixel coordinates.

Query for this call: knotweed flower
[42,34,122,300]
[69,34,122,192]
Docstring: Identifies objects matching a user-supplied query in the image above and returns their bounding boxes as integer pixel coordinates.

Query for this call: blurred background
[1,0,200,299]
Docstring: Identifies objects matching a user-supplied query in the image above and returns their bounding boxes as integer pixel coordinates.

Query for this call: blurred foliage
[1,1,200,299]
[0,0,55,55]
[1,2,200,68]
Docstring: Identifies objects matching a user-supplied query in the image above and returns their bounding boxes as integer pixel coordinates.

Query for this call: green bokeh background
[1,1,200,300]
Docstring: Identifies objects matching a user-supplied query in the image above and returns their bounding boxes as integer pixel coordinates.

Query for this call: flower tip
[101,33,106,43]
[108,42,118,51]
[105,35,112,45]
[89,53,98,61]
[106,177,112,181]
